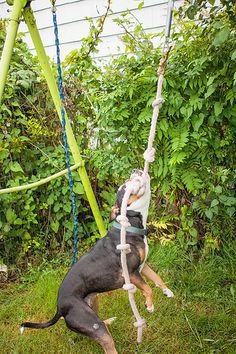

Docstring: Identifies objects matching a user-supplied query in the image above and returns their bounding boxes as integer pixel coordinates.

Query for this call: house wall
[0,0,179,60]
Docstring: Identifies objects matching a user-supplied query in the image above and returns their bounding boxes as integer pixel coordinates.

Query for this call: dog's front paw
[163,288,174,298]
[145,303,155,313]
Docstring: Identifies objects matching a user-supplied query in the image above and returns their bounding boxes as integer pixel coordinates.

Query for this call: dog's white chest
[126,175,151,229]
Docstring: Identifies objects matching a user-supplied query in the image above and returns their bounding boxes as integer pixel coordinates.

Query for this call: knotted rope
[117,38,172,344]
[143,47,171,175]
[116,175,147,343]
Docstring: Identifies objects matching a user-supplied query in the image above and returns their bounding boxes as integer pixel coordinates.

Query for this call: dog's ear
[109,204,120,221]
[117,185,126,207]
[116,184,141,208]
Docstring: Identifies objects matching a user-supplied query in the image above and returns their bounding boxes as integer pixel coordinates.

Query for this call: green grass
[1,243,236,354]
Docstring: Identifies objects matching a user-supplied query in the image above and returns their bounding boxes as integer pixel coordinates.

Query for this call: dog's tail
[20,309,61,333]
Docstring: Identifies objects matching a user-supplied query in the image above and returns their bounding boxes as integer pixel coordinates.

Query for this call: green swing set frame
[0,0,106,237]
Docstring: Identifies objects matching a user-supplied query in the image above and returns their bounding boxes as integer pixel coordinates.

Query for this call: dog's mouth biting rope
[111,169,150,225]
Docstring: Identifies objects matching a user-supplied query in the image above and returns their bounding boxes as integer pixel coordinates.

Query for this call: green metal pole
[23,6,106,237]
[0,162,83,195]
[0,0,27,103]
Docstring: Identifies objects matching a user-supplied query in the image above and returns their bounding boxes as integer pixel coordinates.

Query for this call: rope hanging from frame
[116,0,174,343]
[51,2,79,267]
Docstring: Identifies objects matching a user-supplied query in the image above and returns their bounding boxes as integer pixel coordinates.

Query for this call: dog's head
[110,170,150,228]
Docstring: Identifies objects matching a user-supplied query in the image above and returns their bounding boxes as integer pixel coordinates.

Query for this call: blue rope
[52,8,79,266]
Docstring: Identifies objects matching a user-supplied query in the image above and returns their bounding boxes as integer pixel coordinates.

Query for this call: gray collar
[113,221,147,236]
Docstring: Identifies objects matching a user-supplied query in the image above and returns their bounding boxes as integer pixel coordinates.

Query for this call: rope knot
[123,283,137,293]
[134,318,146,328]
[129,178,145,196]
[116,244,131,254]
[152,98,164,108]
[143,148,156,163]
[116,215,131,228]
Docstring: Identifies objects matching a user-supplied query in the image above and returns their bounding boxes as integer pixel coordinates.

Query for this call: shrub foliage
[0,3,235,265]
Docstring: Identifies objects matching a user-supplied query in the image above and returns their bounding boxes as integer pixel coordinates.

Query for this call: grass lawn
[0,243,235,354]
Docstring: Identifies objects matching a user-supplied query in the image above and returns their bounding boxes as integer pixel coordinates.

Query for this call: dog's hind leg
[84,294,117,327]
[84,293,98,313]
[64,299,117,354]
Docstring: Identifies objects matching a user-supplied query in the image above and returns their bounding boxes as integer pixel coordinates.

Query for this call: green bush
[0,21,101,265]
[0,3,235,266]
[64,7,235,252]
[64,7,235,251]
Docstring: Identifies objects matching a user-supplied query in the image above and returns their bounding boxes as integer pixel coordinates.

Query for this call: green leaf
[231,50,236,60]
[23,231,31,240]
[0,149,9,159]
[54,203,61,213]
[192,114,204,131]
[214,102,223,116]
[161,180,171,195]
[230,284,235,299]
[211,199,219,208]
[213,20,224,30]
[159,119,169,132]
[171,130,189,151]
[62,186,68,195]
[14,218,23,225]
[138,108,151,123]
[219,195,236,206]
[182,171,202,194]
[64,221,74,231]
[73,182,84,194]
[205,209,213,219]
[6,208,17,223]
[51,220,59,233]
[186,5,197,19]
[215,185,222,194]
[227,207,235,217]
[8,161,24,173]
[47,194,55,205]
[207,77,215,86]
[205,85,216,98]
[154,157,163,177]
[189,228,198,238]
[213,27,230,47]
[63,203,72,213]
[138,1,144,10]
[4,224,11,233]
[163,164,168,178]
[157,128,163,141]
[1,103,12,116]
[169,151,187,165]
[100,190,115,204]
[211,205,219,214]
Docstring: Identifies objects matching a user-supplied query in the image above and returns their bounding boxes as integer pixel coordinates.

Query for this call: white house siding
[0,0,180,60]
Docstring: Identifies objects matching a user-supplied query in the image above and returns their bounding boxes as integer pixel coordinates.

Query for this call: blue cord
[52,9,79,267]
